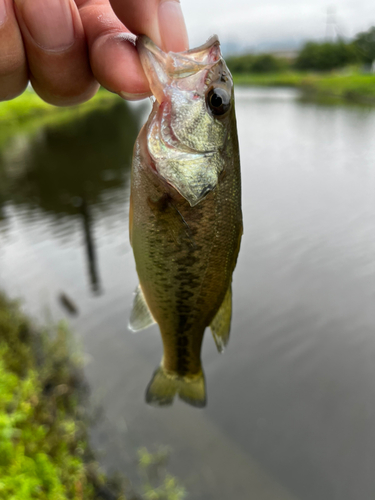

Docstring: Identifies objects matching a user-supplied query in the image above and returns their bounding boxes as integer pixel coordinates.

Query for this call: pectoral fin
[128,285,156,332]
[210,283,232,353]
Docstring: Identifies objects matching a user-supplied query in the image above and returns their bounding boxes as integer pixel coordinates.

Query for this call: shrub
[295,40,357,71]
[353,26,375,64]
[226,53,289,74]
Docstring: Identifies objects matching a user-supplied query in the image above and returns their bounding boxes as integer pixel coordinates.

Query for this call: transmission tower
[325,6,339,40]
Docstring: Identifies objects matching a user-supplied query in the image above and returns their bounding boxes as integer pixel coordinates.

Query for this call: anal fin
[128,285,156,332]
[210,283,232,353]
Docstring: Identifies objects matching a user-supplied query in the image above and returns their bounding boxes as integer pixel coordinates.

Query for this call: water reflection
[80,198,101,293]
[0,100,140,293]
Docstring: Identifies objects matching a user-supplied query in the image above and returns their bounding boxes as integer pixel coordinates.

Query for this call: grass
[0,90,52,121]
[307,73,375,102]
[0,87,118,123]
[0,294,99,500]
[233,72,309,87]
[233,71,375,104]
[0,88,121,149]
[0,294,187,500]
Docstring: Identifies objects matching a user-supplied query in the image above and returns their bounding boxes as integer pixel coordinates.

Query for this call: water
[0,88,374,500]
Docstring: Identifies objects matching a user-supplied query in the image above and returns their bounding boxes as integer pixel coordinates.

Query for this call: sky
[181,0,375,53]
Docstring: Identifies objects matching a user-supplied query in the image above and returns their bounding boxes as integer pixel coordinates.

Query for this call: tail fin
[145,366,206,408]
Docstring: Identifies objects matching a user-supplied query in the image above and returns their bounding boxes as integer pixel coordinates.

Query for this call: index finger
[109,0,189,52]
[75,0,151,99]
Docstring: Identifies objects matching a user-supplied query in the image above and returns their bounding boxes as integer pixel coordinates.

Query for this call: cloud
[182,0,375,49]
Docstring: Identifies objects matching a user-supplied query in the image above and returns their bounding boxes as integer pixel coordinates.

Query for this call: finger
[75,0,151,99]
[0,0,28,101]
[14,0,99,106]
[109,0,189,52]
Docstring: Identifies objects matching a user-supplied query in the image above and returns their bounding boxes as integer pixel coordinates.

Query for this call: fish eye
[206,87,230,116]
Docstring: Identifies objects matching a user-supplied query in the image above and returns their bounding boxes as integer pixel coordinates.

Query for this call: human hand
[0,0,188,105]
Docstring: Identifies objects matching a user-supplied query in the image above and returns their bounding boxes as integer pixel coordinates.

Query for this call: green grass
[0,294,187,500]
[0,87,118,123]
[0,88,121,149]
[233,72,309,87]
[233,71,375,104]
[308,73,375,101]
[0,294,98,500]
[0,90,54,122]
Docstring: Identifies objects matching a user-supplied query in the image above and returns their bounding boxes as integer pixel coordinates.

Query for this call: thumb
[108,0,189,52]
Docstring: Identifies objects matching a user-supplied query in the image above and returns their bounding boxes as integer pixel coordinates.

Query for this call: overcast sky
[181,0,375,52]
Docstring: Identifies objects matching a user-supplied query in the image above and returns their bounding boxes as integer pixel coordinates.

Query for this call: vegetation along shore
[0,294,186,500]
[227,26,375,105]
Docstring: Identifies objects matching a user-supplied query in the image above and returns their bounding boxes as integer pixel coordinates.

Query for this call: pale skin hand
[0,0,188,105]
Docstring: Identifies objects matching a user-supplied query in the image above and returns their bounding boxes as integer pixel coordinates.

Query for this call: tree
[353,27,375,64]
[295,40,357,71]
[226,53,289,74]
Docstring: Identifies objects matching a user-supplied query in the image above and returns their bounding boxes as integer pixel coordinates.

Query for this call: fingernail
[120,91,152,101]
[158,0,189,52]
[16,0,74,51]
[0,0,7,26]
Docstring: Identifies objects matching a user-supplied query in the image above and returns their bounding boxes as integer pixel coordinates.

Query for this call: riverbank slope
[233,72,375,104]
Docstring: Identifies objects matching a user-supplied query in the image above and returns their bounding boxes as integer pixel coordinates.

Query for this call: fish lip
[182,34,220,58]
[136,35,166,61]
[136,36,169,104]
[136,34,220,61]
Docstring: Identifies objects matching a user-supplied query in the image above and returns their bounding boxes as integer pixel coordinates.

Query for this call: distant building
[268,50,299,61]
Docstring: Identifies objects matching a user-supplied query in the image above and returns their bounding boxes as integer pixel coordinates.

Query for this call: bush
[0,294,188,500]
[0,295,95,500]
[226,54,256,74]
[226,53,289,74]
[295,40,357,71]
[353,26,375,64]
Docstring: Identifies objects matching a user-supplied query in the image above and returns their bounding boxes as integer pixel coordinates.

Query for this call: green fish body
[129,36,242,407]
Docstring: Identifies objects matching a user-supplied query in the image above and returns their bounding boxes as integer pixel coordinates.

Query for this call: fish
[128,35,243,408]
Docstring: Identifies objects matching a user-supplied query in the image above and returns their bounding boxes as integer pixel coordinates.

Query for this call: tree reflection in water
[0,99,141,294]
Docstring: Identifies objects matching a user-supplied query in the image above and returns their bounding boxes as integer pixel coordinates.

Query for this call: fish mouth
[136,35,221,104]
[137,34,222,156]
[137,36,168,103]
[137,35,226,207]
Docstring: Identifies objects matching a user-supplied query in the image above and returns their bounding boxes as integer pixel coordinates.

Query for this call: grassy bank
[0,294,187,500]
[0,88,121,149]
[0,88,119,124]
[0,294,103,499]
[233,72,375,104]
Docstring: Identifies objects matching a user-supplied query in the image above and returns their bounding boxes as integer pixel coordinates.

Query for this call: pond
[0,88,374,500]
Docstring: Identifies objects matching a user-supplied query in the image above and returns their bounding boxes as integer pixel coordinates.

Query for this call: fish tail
[145,365,206,408]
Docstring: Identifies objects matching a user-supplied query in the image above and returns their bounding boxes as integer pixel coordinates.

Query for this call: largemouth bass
[129,35,242,408]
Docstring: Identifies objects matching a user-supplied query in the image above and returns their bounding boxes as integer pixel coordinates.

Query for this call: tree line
[226,26,375,73]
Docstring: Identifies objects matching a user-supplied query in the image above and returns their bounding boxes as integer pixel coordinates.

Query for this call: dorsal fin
[128,285,156,332]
